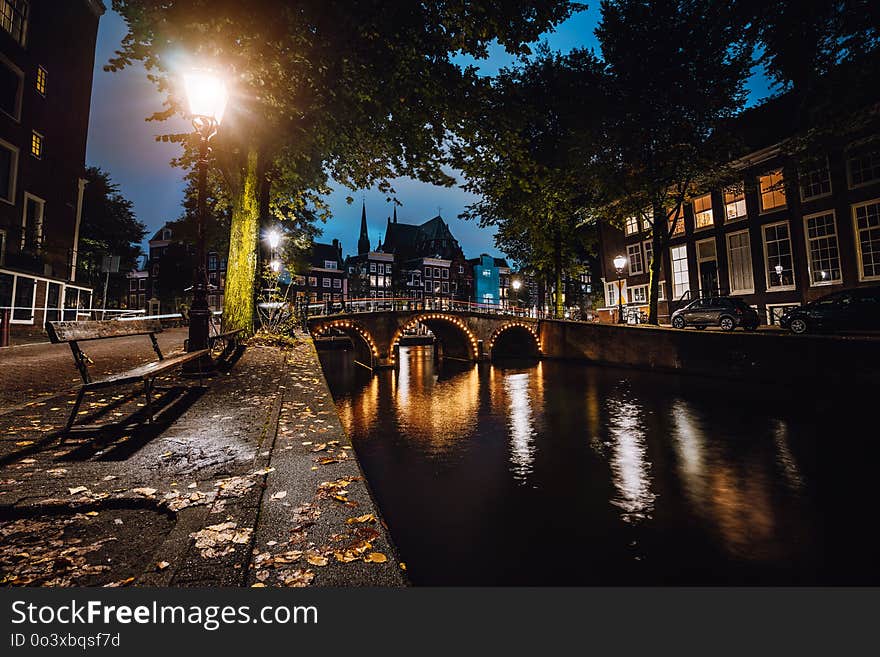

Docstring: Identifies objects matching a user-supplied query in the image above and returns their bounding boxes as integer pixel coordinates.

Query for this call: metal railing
[301,297,540,319]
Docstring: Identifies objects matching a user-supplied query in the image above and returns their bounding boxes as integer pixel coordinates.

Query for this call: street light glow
[613,254,627,272]
[183,71,229,125]
[267,229,281,250]
[512,279,522,291]
[270,259,281,272]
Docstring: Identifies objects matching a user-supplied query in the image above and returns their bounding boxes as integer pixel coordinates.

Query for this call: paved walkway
[0,334,406,587]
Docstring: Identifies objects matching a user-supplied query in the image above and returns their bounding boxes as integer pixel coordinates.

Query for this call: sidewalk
[0,334,406,587]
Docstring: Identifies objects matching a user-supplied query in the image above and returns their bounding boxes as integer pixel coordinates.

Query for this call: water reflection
[606,388,655,523]
[319,345,875,585]
[504,372,536,482]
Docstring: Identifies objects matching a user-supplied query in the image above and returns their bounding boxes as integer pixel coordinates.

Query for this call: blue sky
[86,6,774,261]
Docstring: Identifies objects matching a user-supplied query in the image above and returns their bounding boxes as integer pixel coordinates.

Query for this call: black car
[671,296,760,331]
[779,286,880,334]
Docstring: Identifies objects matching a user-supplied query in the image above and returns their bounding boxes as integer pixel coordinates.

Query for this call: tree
[593,0,752,323]
[78,166,147,304]
[107,0,579,334]
[454,48,607,318]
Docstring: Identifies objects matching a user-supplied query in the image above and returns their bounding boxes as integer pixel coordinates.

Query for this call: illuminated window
[799,158,832,201]
[668,205,685,236]
[724,184,747,221]
[35,65,46,95]
[759,169,786,212]
[629,284,648,304]
[30,130,42,158]
[625,215,639,235]
[693,194,713,229]
[0,0,28,46]
[670,244,689,299]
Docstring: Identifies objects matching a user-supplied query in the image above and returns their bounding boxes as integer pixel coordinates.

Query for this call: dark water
[319,346,880,585]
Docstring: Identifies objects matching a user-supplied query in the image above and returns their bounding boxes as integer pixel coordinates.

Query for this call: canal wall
[538,320,880,383]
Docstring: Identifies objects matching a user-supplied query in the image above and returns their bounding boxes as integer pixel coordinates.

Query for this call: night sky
[86,6,774,263]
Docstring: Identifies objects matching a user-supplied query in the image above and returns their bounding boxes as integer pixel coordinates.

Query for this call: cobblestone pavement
[0,336,405,588]
[0,328,190,411]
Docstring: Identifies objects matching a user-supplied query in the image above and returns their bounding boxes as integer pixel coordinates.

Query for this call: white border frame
[0,136,19,205]
[725,229,755,295]
[0,52,23,121]
[627,242,644,275]
[20,191,45,249]
[802,209,842,287]
[846,151,880,190]
[761,220,796,292]
[695,237,719,294]
[692,193,714,231]
[758,169,787,215]
[852,198,880,282]
[723,183,748,223]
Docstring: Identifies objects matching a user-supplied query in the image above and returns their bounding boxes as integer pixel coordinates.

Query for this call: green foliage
[108,0,579,327]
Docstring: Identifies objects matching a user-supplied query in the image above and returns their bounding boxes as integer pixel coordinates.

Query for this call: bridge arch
[311,318,379,369]
[487,321,542,360]
[390,313,479,365]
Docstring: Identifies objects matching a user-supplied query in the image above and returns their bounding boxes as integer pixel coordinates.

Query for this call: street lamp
[266,229,281,252]
[511,278,522,314]
[613,254,627,325]
[183,70,228,363]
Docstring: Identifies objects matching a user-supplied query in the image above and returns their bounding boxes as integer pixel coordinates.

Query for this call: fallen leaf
[131,487,157,497]
[400,562,407,570]
[364,552,388,563]
[68,486,88,495]
[270,491,287,500]
[306,554,328,567]
[346,514,376,525]
[157,561,170,571]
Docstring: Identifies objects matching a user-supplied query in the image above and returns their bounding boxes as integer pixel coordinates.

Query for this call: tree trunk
[553,228,563,319]
[222,147,261,335]
[647,203,665,325]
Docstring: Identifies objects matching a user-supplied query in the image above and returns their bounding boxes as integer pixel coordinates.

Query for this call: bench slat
[48,319,164,343]
[82,350,209,389]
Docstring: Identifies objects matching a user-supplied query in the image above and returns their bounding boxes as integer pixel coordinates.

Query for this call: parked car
[779,286,880,334]
[671,296,760,331]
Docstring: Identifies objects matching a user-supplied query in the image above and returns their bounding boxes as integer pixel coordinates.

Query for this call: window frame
[30,130,43,159]
[624,215,639,236]
[799,156,833,202]
[803,210,842,286]
[723,183,747,222]
[758,169,787,214]
[0,136,19,204]
[626,242,644,275]
[761,220,796,291]
[846,150,880,190]
[692,193,714,230]
[35,64,46,96]
[669,244,690,300]
[20,191,44,250]
[0,53,24,121]
[725,228,755,295]
[852,198,880,282]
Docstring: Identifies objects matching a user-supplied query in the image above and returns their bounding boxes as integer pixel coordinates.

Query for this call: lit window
[0,0,28,46]
[324,260,337,270]
[804,211,841,285]
[668,205,685,236]
[759,169,786,212]
[643,240,654,270]
[35,65,46,95]
[693,193,713,229]
[853,200,880,281]
[670,244,689,299]
[625,215,639,235]
[847,151,880,189]
[30,130,42,158]
[629,284,648,304]
[627,243,644,275]
[724,184,747,221]
[799,158,832,201]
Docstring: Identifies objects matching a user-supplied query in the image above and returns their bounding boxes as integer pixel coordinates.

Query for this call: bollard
[0,308,9,347]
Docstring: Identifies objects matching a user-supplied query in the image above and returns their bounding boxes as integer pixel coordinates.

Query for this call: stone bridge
[307,310,542,370]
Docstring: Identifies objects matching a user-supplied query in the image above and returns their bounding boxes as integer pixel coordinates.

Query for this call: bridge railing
[300,297,545,319]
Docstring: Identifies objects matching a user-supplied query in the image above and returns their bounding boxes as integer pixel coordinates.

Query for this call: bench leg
[65,387,87,435]
[144,379,153,424]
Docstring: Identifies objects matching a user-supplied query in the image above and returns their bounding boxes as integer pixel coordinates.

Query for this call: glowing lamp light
[511,279,522,291]
[613,254,627,272]
[270,259,281,273]
[184,71,229,125]
[267,229,281,250]
[775,264,784,276]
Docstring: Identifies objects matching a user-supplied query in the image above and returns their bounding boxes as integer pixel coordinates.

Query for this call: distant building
[0,0,105,335]
[468,253,511,308]
[302,238,346,305]
[595,91,880,324]
[344,203,394,301]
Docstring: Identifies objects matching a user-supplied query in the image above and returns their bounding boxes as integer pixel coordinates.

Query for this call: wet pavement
[0,333,405,588]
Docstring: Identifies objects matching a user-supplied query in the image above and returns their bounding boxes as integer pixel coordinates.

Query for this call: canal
[318,345,880,585]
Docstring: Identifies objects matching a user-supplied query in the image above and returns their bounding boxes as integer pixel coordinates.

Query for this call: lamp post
[511,278,522,315]
[613,254,627,324]
[183,71,228,362]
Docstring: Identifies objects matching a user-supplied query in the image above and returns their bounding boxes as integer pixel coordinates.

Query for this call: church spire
[358,201,370,255]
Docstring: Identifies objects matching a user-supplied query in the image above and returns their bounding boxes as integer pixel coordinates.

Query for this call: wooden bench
[46,319,210,432]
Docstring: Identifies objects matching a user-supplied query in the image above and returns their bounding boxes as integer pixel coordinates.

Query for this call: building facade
[302,238,347,306]
[0,0,104,335]
[469,253,511,308]
[597,101,880,325]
